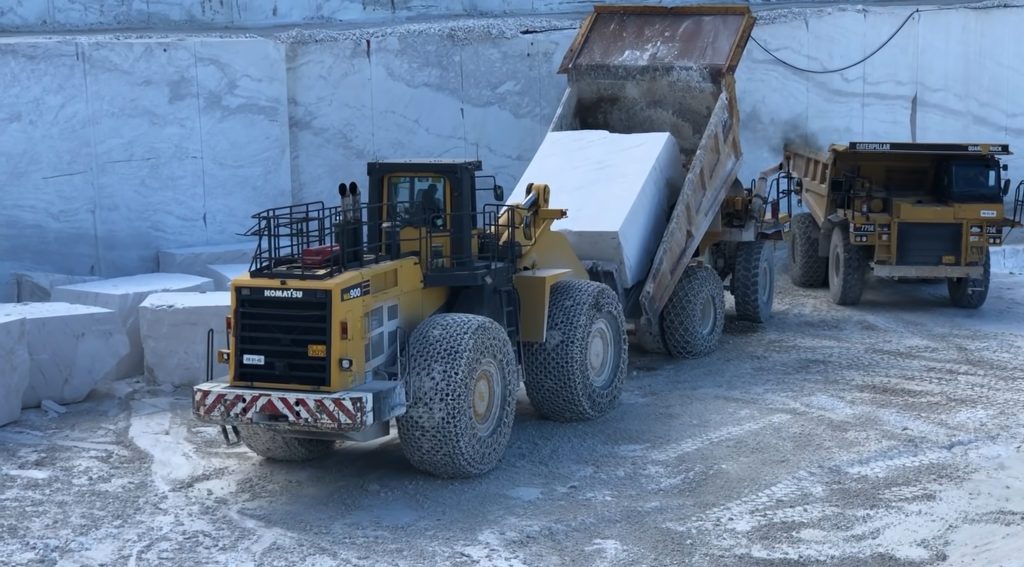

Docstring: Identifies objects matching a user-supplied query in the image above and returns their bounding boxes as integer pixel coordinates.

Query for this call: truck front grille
[896,222,963,266]
[234,288,331,387]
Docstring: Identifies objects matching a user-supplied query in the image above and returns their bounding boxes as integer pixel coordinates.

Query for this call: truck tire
[523,279,627,422]
[948,249,990,309]
[827,225,869,305]
[237,425,334,462]
[732,240,775,323]
[661,265,725,359]
[790,212,828,287]
[397,313,519,478]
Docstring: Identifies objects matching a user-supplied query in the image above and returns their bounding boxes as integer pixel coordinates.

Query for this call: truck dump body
[544,5,755,348]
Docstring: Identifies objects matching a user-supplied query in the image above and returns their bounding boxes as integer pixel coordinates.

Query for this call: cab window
[386,175,447,229]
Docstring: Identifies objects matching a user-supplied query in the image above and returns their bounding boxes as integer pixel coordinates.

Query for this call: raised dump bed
[513,5,778,356]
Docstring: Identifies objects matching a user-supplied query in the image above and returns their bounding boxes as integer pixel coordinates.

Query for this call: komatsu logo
[263,289,304,299]
[855,143,890,151]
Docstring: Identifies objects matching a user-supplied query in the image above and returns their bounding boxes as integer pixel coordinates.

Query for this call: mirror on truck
[494,185,504,201]
[1003,179,1011,197]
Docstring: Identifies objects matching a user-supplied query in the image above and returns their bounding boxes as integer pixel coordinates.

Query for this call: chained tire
[948,249,990,309]
[397,313,519,478]
[523,279,627,422]
[661,265,725,359]
[237,425,334,462]
[827,225,869,305]
[790,212,828,287]
[732,240,775,323]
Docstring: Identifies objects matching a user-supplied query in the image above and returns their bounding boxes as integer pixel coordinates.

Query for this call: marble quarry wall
[2,4,1022,300]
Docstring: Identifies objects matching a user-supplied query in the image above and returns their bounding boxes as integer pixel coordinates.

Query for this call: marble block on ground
[0,314,29,425]
[0,302,129,408]
[992,244,1024,274]
[509,130,684,288]
[51,273,215,378]
[15,271,101,302]
[139,292,231,386]
[202,264,249,291]
[158,243,254,277]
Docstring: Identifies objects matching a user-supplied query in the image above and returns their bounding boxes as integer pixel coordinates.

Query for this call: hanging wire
[749,5,1003,75]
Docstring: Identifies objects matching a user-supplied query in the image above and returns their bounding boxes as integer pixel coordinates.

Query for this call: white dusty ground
[2,254,1024,566]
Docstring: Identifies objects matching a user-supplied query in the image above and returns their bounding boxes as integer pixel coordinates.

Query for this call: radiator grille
[896,223,962,266]
[234,288,331,387]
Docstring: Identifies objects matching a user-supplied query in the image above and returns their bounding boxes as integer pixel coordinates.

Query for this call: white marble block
[51,274,215,378]
[202,264,249,291]
[139,292,231,386]
[0,314,30,425]
[509,130,684,288]
[15,271,101,302]
[0,303,130,409]
[158,243,254,277]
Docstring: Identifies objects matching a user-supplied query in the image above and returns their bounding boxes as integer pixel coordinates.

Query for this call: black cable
[750,8,922,74]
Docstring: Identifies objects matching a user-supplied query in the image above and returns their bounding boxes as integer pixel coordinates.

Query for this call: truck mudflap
[192,381,405,433]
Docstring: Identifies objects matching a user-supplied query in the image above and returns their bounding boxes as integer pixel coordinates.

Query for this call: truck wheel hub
[587,317,615,388]
[472,360,501,434]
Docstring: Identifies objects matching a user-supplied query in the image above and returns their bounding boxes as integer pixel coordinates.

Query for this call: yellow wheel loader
[193,5,788,477]
[783,142,1023,308]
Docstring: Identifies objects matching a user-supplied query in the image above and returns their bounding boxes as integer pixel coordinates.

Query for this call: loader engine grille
[233,288,331,387]
[896,222,963,266]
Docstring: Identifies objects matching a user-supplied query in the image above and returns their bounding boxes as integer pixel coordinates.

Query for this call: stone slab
[159,244,254,277]
[202,264,250,291]
[15,271,101,302]
[139,292,231,387]
[51,273,215,378]
[509,130,684,288]
[0,314,30,425]
[0,302,130,408]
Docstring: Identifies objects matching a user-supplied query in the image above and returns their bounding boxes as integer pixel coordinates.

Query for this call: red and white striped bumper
[193,382,373,432]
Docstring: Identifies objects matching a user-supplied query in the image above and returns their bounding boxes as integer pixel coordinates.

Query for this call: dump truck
[784,142,1024,307]
[192,5,786,478]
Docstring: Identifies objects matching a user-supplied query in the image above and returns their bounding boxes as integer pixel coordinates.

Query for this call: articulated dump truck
[784,142,1024,308]
[192,5,787,478]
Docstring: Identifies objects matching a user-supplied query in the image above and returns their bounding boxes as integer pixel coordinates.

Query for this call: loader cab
[366,159,507,282]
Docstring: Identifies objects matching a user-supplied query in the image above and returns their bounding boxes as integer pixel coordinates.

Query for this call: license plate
[242,354,265,365]
[307,344,327,358]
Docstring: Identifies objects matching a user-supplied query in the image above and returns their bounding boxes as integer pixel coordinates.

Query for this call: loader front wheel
[397,313,519,478]
[661,265,725,359]
[732,240,775,323]
[523,279,627,422]
[948,249,990,309]
[828,225,869,305]
[790,212,828,287]
[237,426,334,462]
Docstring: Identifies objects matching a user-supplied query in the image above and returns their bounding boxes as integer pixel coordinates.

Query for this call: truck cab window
[387,175,448,229]
[948,161,1001,203]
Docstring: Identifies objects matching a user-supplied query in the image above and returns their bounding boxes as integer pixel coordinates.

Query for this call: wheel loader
[783,142,1024,307]
[192,5,787,477]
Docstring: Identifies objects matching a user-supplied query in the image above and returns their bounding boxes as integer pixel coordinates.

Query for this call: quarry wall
[1,3,1022,300]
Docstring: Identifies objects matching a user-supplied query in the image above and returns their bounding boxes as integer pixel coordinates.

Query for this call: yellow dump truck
[785,142,1022,307]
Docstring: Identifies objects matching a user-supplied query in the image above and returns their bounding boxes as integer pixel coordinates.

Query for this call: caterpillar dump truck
[192,5,786,477]
[784,142,1024,307]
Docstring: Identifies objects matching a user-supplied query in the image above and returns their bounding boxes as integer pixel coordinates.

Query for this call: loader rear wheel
[732,240,775,323]
[237,426,334,462]
[828,225,869,305]
[397,313,519,478]
[790,212,828,287]
[523,279,627,422]
[948,249,990,309]
[661,265,725,359]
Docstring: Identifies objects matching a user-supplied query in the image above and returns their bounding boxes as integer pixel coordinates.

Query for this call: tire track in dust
[643,414,794,462]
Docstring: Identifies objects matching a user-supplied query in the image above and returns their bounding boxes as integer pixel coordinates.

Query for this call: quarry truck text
[784,142,1024,308]
[192,5,789,477]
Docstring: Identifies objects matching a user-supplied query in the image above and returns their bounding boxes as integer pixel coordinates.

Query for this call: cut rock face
[0,302,129,409]
[139,292,231,386]
[51,273,215,378]
[0,314,29,425]
[14,272,101,302]
[158,243,254,277]
[202,264,249,291]
[509,130,684,288]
